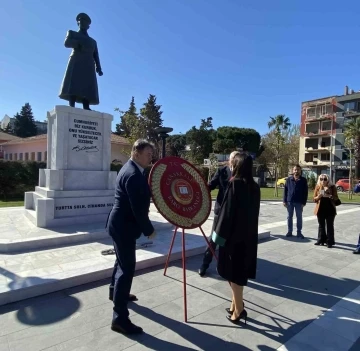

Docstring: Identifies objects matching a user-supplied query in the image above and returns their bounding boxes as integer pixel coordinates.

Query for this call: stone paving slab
[1,246,359,351]
[0,228,270,306]
[0,202,359,350]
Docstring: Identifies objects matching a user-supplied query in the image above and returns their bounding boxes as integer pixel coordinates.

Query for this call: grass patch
[0,199,24,208]
[211,188,360,203]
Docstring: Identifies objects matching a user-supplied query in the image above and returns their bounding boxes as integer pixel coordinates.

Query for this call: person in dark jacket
[313,174,339,248]
[106,139,156,335]
[198,151,240,277]
[213,153,260,325]
[283,165,308,239]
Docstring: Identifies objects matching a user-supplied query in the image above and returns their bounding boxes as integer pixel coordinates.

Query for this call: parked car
[335,178,359,192]
[277,177,288,188]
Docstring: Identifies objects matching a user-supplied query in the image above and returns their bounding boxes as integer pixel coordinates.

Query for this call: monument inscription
[54,196,114,218]
[69,118,102,151]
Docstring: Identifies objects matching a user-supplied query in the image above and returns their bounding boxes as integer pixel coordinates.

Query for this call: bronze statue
[59,13,103,110]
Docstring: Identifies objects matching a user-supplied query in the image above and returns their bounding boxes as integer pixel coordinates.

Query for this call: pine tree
[4,123,13,134]
[114,97,146,142]
[13,103,37,138]
[140,94,163,151]
[115,97,135,136]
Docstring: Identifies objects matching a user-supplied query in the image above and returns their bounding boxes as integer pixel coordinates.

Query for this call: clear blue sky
[1,0,360,136]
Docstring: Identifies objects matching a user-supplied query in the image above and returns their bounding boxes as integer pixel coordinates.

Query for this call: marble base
[24,106,117,228]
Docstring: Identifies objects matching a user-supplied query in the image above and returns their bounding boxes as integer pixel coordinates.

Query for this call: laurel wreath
[150,163,210,228]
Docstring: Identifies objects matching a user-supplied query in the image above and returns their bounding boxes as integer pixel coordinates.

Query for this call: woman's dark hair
[231,152,255,183]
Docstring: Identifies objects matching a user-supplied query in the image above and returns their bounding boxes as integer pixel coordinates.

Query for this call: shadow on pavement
[0,267,81,326]
[130,303,253,351]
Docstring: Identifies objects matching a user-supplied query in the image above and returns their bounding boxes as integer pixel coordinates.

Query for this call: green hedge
[0,161,46,200]
[0,161,126,200]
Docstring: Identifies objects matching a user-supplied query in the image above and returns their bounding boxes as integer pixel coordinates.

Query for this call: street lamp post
[349,147,352,200]
[155,127,173,159]
[329,116,334,183]
[345,139,354,200]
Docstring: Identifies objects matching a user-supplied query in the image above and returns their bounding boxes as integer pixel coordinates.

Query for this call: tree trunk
[274,165,278,197]
[356,160,360,180]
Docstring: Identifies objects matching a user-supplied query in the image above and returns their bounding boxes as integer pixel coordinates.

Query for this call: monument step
[0,211,175,253]
[0,229,270,306]
[34,186,115,198]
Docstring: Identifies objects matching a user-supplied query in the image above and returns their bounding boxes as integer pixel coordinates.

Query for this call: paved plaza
[0,201,360,350]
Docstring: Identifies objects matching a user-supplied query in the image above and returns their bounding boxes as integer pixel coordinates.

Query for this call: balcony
[343,109,360,117]
[305,146,331,152]
[305,113,334,122]
[304,130,331,137]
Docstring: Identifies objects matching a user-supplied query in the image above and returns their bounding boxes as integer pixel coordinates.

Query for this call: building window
[321,153,330,161]
[25,153,29,161]
[321,121,331,132]
[344,102,356,111]
[9,153,12,160]
[37,152,42,162]
[307,107,316,118]
[305,123,319,134]
[19,153,23,160]
[5,154,8,160]
[14,153,18,161]
[305,139,318,149]
[321,137,331,147]
[30,152,35,161]
[44,151,47,162]
[321,104,332,115]
[305,154,314,162]
[342,152,348,160]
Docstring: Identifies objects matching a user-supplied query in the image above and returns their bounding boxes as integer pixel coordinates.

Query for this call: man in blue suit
[106,139,156,335]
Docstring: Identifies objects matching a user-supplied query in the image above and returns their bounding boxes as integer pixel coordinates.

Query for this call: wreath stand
[163,225,218,323]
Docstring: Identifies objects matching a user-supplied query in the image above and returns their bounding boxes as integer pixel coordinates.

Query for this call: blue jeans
[287,202,303,234]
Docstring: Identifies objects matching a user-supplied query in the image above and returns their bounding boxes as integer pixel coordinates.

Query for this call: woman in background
[313,174,339,248]
[212,153,260,325]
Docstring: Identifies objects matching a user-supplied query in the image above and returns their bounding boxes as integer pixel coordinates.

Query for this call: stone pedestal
[25,106,117,228]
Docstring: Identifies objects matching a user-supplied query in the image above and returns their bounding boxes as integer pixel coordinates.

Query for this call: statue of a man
[59,13,103,110]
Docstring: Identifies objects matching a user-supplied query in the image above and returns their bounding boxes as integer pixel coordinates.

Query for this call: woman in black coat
[212,153,260,324]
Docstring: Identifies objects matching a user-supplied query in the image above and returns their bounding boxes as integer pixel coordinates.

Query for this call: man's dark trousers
[202,215,218,268]
[111,233,136,324]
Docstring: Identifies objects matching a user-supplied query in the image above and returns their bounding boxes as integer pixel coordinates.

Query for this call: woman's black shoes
[226,309,247,325]
[225,302,245,315]
[314,242,325,246]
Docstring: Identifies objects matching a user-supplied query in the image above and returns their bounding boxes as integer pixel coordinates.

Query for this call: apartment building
[0,115,48,135]
[299,86,359,182]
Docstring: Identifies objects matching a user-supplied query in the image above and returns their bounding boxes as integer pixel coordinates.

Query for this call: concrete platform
[0,204,168,253]
[1,202,360,351]
[0,207,271,306]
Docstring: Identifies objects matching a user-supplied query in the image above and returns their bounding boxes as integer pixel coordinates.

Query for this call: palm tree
[344,116,360,179]
[268,115,291,197]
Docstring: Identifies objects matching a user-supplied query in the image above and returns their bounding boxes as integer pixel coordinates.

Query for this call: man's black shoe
[198,265,208,277]
[353,249,360,254]
[286,232,293,237]
[109,290,138,302]
[111,320,143,335]
[129,294,138,301]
